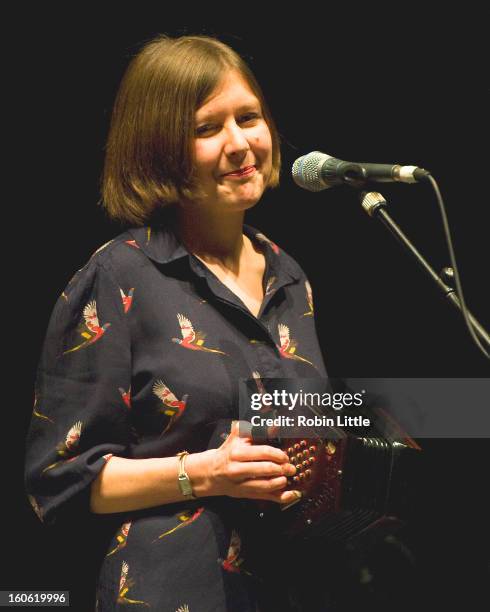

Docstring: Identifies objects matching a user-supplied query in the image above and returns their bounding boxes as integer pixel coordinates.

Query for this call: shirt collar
[125,223,301,282]
[126,224,188,265]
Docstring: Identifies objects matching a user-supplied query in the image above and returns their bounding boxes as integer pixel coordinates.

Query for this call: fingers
[237,476,289,494]
[230,443,289,464]
[261,488,302,505]
[214,422,299,502]
[228,460,296,481]
[275,489,303,505]
[221,421,239,443]
[220,421,251,446]
[235,479,302,504]
[222,422,289,464]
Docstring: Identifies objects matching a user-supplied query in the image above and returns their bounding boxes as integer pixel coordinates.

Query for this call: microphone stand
[360,191,490,349]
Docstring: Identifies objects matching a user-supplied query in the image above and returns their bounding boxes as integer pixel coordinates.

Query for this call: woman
[25,35,328,611]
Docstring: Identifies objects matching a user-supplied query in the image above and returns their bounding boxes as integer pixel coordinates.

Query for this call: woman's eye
[195,124,216,136]
[195,113,261,136]
[239,113,260,123]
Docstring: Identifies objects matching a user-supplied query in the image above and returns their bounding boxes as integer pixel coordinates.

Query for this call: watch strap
[177,451,196,499]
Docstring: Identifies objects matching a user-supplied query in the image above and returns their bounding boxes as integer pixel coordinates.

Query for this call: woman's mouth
[223,165,256,178]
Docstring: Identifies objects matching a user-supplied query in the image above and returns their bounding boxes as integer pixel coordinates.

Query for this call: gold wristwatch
[176,451,196,500]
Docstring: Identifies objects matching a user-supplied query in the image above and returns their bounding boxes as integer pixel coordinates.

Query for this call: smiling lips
[223,165,256,177]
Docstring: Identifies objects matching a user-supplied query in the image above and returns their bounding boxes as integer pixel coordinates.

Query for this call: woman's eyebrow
[196,102,261,122]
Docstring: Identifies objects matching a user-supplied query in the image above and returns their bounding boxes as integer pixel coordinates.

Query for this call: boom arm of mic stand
[361,193,490,349]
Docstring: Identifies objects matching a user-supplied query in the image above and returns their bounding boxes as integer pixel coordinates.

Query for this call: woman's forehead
[196,70,259,118]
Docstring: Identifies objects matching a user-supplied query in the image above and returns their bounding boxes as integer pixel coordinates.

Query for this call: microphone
[292,151,430,192]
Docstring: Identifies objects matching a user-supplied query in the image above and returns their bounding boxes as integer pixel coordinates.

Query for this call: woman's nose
[223,123,250,158]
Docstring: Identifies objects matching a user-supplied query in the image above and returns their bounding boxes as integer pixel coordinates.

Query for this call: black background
[6,6,489,611]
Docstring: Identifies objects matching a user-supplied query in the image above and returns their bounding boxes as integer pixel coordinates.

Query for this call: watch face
[178,475,193,496]
[178,454,194,497]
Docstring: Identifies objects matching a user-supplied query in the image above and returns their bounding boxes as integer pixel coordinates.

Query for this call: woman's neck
[173,208,248,273]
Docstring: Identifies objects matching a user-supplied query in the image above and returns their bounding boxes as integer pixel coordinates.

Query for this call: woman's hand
[187,421,300,504]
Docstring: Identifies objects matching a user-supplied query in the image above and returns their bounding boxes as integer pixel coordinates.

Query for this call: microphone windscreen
[292,151,331,192]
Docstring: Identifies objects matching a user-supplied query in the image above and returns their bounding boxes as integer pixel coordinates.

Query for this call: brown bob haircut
[101,35,281,226]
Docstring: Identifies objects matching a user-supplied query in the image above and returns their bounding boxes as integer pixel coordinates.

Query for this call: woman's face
[191,70,273,214]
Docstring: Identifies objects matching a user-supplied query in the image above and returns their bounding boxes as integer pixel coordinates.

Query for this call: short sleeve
[25,256,132,526]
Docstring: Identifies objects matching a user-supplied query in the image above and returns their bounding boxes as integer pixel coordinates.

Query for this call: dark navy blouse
[25,223,327,611]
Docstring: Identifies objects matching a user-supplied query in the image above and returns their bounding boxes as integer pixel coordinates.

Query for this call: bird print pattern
[171,314,226,355]
[42,421,82,473]
[32,393,54,424]
[119,386,131,409]
[221,530,247,574]
[277,323,314,366]
[106,522,132,557]
[302,280,314,317]
[153,507,205,542]
[152,380,188,435]
[117,561,150,607]
[125,240,141,249]
[28,494,44,522]
[255,232,280,255]
[62,301,110,354]
[251,371,276,416]
[120,288,134,313]
[265,276,276,296]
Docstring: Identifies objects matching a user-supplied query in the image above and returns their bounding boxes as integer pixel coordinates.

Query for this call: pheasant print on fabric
[119,386,131,409]
[63,301,111,354]
[117,561,150,607]
[106,522,132,557]
[252,370,266,395]
[255,232,280,255]
[28,494,44,522]
[302,280,314,317]
[32,393,54,424]
[265,276,276,296]
[42,421,82,473]
[172,314,226,355]
[152,380,188,435]
[251,371,276,417]
[221,530,247,574]
[90,239,115,259]
[277,324,314,366]
[120,288,134,313]
[153,508,204,542]
[125,240,141,249]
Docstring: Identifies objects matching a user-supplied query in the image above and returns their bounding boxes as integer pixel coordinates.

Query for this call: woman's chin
[225,184,265,211]
[226,194,262,213]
